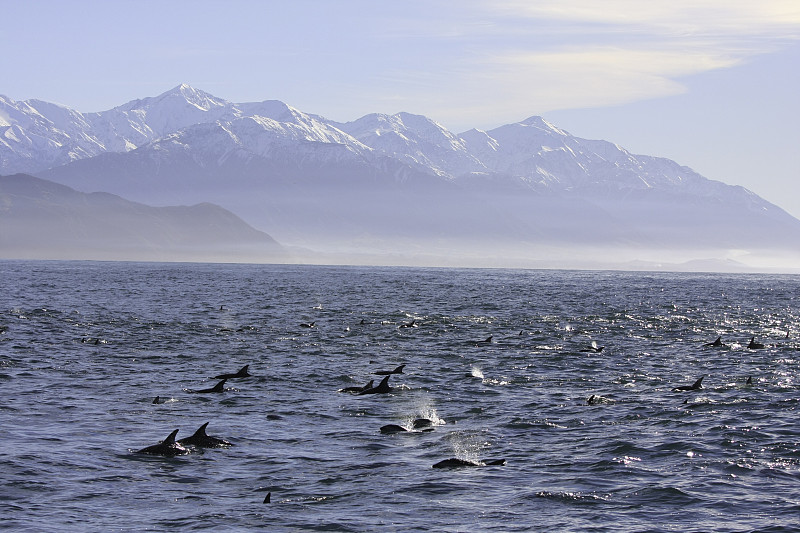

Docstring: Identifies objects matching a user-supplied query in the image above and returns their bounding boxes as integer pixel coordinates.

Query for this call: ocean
[1,260,799,532]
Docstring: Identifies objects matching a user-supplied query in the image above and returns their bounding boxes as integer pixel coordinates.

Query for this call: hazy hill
[0,173,282,262]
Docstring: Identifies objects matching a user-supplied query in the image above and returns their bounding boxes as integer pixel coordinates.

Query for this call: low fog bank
[3,235,798,274]
[212,184,800,262]
[275,239,800,274]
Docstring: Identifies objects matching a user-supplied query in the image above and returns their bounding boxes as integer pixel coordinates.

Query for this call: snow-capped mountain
[0,84,373,174]
[3,84,799,266]
[333,112,485,178]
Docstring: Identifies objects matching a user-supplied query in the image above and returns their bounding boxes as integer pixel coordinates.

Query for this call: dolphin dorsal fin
[364,379,374,388]
[693,376,704,388]
[379,375,390,385]
[164,429,180,445]
[194,422,209,437]
[213,379,227,391]
[239,364,249,374]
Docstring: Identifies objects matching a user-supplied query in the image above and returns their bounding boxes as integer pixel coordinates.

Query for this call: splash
[444,431,487,464]
[408,396,446,426]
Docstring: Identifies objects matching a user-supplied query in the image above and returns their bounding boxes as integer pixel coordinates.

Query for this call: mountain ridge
[2,84,799,268]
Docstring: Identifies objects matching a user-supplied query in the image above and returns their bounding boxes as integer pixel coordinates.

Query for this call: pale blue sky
[3,0,799,218]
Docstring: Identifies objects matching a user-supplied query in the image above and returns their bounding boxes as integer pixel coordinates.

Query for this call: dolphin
[399,320,418,329]
[748,337,765,349]
[380,424,409,434]
[213,364,251,380]
[300,321,316,328]
[380,423,433,434]
[190,379,227,394]
[263,492,271,504]
[586,394,614,405]
[178,422,232,448]
[359,375,392,395]
[672,376,704,392]
[135,429,189,457]
[704,336,726,347]
[374,364,405,376]
[152,396,164,405]
[580,341,604,353]
[412,418,435,429]
[338,379,374,393]
[432,458,506,468]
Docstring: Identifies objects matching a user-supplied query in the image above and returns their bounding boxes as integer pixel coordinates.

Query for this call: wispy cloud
[350,1,800,129]
[487,0,800,38]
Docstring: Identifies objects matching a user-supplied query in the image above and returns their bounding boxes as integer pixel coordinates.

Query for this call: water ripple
[1,262,799,532]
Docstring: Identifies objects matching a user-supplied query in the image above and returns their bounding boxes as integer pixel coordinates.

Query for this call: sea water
[1,261,799,532]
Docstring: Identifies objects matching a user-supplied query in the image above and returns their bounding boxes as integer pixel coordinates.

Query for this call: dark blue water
[1,261,799,532]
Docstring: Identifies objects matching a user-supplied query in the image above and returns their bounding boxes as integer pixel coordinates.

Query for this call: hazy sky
[3,0,799,218]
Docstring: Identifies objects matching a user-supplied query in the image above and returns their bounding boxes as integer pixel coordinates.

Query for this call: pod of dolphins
[130,313,781,504]
[136,364,251,456]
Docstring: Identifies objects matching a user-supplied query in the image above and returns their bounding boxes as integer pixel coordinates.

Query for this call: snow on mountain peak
[516,116,568,136]
[26,99,91,130]
[333,111,483,177]
[236,100,300,123]
[123,83,228,113]
[342,111,457,144]
[171,83,228,112]
[0,95,23,127]
[87,84,237,151]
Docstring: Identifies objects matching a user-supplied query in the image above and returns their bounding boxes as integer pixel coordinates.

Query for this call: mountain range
[2,83,799,269]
